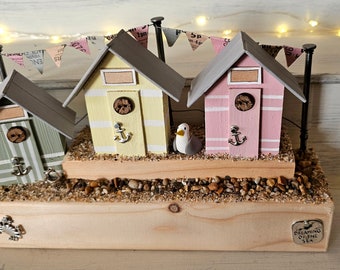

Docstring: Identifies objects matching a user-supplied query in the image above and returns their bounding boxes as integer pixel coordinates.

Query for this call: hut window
[228,67,261,84]
[235,93,255,111]
[101,69,136,85]
[6,126,28,143]
[113,97,134,115]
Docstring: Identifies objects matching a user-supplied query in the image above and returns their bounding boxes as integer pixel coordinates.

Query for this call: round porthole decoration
[7,126,28,143]
[235,93,255,111]
[113,97,134,115]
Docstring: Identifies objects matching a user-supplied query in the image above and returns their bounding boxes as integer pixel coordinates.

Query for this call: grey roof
[187,31,306,107]
[0,70,76,139]
[63,29,186,107]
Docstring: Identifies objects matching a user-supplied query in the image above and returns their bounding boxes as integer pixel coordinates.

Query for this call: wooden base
[0,199,333,251]
[62,153,295,180]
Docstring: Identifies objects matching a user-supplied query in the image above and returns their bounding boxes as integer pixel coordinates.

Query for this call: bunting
[185,31,208,51]
[261,44,283,58]
[129,25,149,48]
[5,53,24,67]
[0,23,305,75]
[69,38,91,55]
[284,46,304,67]
[46,45,66,68]
[210,36,230,54]
[24,50,44,74]
[162,27,182,47]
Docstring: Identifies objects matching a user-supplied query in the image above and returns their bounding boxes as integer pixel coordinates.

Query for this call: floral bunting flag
[46,45,66,68]
[69,38,91,55]
[210,36,230,54]
[261,44,283,58]
[129,25,149,48]
[284,46,304,67]
[185,31,208,51]
[5,53,24,67]
[24,50,44,74]
[162,27,182,47]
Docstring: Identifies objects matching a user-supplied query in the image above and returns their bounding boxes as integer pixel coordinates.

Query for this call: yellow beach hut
[63,30,185,157]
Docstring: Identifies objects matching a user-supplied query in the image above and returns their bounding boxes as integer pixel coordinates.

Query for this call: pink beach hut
[187,31,306,158]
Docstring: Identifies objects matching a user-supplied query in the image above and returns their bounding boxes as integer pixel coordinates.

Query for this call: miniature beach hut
[0,70,76,185]
[187,31,306,158]
[63,29,185,157]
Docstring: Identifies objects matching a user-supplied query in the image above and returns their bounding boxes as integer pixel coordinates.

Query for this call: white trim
[85,89,107,97]
[261,139,280,143]
[227,67,262,85]
[94,145,116,153]
[262,95,284,100]
[89,121,112,128]
[205,107,229,112]
[100,69,136,86]
[0,159,11,166]
[206,146,229,151]
[144,120,164,127]
[261,148,280,152]
[140,89,163,98]
[41,152,65,159]
[262,107,282,111]
[43,160,63,167]
[206,137,229,142]
[206,95,229,99]
[0,176,17,183]
[147,144,167,152]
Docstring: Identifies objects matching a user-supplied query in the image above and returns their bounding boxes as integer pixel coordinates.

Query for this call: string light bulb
[309,20,318,27]
[195,16,207,26]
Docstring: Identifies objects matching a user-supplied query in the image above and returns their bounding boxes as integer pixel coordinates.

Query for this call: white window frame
[227,67,262,85]
[100,69,137,86]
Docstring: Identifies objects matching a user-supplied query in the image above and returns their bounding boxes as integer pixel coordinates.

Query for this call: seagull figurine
[173,123,202,155]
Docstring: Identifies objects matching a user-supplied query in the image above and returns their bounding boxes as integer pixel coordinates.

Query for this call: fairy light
[195,16,207,26]
[309,20,318,27]
[223,29,232,36]
[50,35,62,44]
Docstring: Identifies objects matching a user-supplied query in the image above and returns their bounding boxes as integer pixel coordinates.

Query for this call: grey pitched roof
[187,31,306,107]
[63,29,186,107]
[0,70,76,139]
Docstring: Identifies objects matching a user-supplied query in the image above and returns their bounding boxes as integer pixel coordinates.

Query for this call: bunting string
[0,23,305,75]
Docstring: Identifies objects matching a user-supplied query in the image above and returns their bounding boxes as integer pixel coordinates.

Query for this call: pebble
[128,179,140,190]
[266,178,276,187]
[208,182,219,191]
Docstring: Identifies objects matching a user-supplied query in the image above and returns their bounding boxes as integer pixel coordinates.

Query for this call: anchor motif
[228,125,247,146]
[11,157,31,176]
[113,122,132,143]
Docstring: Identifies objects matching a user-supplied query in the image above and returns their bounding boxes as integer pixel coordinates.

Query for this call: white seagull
[173,123,202,155]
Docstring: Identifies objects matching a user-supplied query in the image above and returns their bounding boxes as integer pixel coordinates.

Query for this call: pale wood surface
[0,175,338,270]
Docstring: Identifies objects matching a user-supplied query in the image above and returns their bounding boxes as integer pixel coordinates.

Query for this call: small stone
[208,182,219,191]
[299,184,307,195]
[299,160,312,168]
[191,185,202,191]
[254,177,261,185]
[215,187,224,195]
[277,176,287,186]
[143,183,150,191]
[266,178,276,187]
[240,189,246,196]
[128,179,140,190]
[277,184,286,192]
[84,186,93,195]
[89,181,99,188]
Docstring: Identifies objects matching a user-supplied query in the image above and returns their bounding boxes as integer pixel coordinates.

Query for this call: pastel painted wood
[188,31,305,158]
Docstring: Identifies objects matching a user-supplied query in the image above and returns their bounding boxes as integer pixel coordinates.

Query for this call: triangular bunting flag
[23,50,44,74]
[185,32,208,51]
[129,25,149,48]
[46,45,66,68]
[5,53,24,67]
[162,27,182,47]
[284,46,304,67]
[210,36,230,54]
[261,44,283,58]
[104,34,116,41]
[87,36,105,52]
[69,38,91,55]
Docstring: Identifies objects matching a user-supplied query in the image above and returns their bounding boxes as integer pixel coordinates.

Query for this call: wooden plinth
[62,153,295,180]
[0,200,333,251]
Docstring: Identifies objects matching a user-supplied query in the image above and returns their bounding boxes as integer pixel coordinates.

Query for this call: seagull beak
[176,129,184,136]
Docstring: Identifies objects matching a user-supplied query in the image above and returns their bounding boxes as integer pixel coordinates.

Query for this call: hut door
[228,88,261,157]
[107,90,146,156]
[0,120,45,185]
